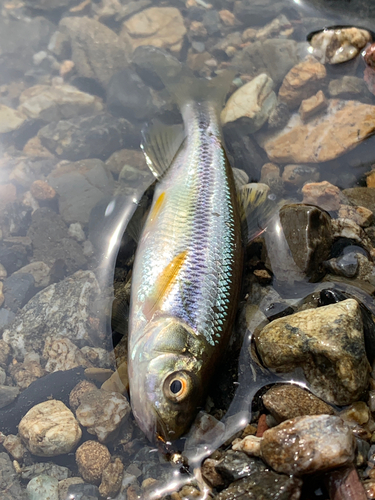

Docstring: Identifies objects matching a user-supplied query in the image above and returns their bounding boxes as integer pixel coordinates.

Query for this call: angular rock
[343,188,375,216]
[260,415,355,475]
[310,27,372,64]
[47,160,113,225]
[256,299,370,405]
[14,262,51,289]
[278,56,326,109]
[299,90,327,122]
[75,387,130,443]
[121,7,187,56]
[302,181,342,211]
[215,451,265,484]
[2,271,101,360]
[221,74,276,132]
[105,148,147,177]
[59,17,130,88]
[0,385,20,409]
[75,441,111,484]
[262,385,335,423]
[9,355,45,390]
[0,452,26,500]
[262,100,375,163]
[19,400,82,457]
[3,273,35,312]
[38,113,135,161]
[43,337,91,373]
[30,180,56,201]
[0,104,26,133]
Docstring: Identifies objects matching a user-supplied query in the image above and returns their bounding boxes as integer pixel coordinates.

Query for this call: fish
[127,68,271,444]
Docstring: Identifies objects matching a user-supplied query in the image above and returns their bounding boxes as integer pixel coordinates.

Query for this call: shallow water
[1,0,375,498]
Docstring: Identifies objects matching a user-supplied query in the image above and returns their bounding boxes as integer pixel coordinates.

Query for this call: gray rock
[27,208,87,273]
[256,299,370,406]
[0,243,28,274]
[0,452,26,499]
[67,483,100,499]
[14,262,51,289]
[21,462,71,481]
[215,451,265,484]
[3,273,35,312]
[59,16,131,88]
[329,76,370,99]
[268,101,290,130]
[27,475,59,500]
[2,270,101,360]
[343,188,375,216]
[0,385,20,409]
[233,0,295,24]
[202,9,221,36]
[0,309,16,330]
[48,160,113,225]
[38,113,135,161]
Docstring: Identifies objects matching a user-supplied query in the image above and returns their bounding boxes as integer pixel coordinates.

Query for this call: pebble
[328,466,368,500]
[21,462,70,481]
[0,264,6,280]
[3,434,27,461]
[105,148,147,177]
[75,387,130,442]
[9,354,45,389]
[302,181,342,211]
[121,7,187,55]
[343,188,375,217]
[0,104,26,134]
[215,451,265,484]
[68,223,85,242]
[81,348,112,368]
[328,76,369,99]
[220,74,277,132]
[69,380,97,411]
[99,458,124,497]
[57,478,84,499]
[75,441,111,484]
[0,452,25,499]
[19,399,82,456]
[30,180,56,201]
[267,101,290,130]
[310,27,372,64]
[27,475,59,500]
[262,384,335,423]
[281,164,320,187]
[43,337,91,372]
[339,205,374,227]
[201,458,224,488]
[256,299,370,405]
[299,90,328,122]
[66,483,100,499]
[3,272,35,312]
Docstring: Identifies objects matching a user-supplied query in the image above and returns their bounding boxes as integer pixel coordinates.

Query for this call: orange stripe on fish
[143,250,188,320]
[149,192,166,225]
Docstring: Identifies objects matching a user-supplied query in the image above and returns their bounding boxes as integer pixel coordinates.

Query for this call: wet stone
[262,384,335,423]
[267,101,290,130]
[19,399,82,457]
[343,188,375,217]
[260,415,355,475]
[43,337,91,373]
[3,434,27,461]
[99,458,124,498]
[27,475,59,500]
[302,181,342,212]
[0,104,26,133]
[67,483,100,499]
[0,452,26,500]
[38,113,135,162]
[21,462,70,481]
[299,90,328,122]
[328,76,370,99]
[75,441,111,484]
[0,385,19,409]
[69,380,97,411]
[201,459,225,488]
[256,299,370,406]
[215,451,266,484]
[310,27,372,64]
[281,164,320,188]
[3,272,35,312]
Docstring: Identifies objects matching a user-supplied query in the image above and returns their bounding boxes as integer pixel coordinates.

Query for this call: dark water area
[1,0,375,499]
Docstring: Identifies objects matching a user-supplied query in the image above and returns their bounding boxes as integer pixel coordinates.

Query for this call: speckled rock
[27,475,59,500]
[75,441,111,484]
[0,385,20,409]
[215,451,265,484]
[14,262,51,290]
[262,100,375,163]
[22,463,71,482]
[343,188,375,216]
[43,337,91,373]
[69,380,97,411]
[299,90,327,122]
[99,458,124,497]
[0,104,26,133]
[75,388,130,443]
[262,385,335,423]
[281,164,320,187]
[328,76,369,99]
[19,400,81,457]
[3,434,27,461]
[302,181,342,212]
[260,415,355,475]
[30,180,56,201]
[221,74,276,132]
[9,353,45,389]
[121,7,187,56]
[2,270,101,360]
[0,452,26,499]
[256,299,370,405]
[310,27,372,64]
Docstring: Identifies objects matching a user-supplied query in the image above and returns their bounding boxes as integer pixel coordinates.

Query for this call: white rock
[68,223,86,242]
[43,337,91,373]
[19,400,82,457]
[0,104,26,134]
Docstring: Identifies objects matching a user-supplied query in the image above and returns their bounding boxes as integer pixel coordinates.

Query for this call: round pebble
[27,474,59,500]
[75,440,111,484]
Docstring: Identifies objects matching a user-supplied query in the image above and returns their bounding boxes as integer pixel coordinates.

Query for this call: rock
[68,223,85,243]
[278,56,326,109]
[99,458,124,497]
[233,0,292,25]
[75,387,130,443]
[18,85,103,122]
[262,100,375,164]
[0,341,10,368]
[3,273,35,312]
[310,27,372,64]
[106,70,156,121]
[105,148,147,177]
[2,271,101,360]
[259,163,282,193]
[66,483,100,499]
[30,180,56,201]
[338,205,374,228]
[214,471,302,500]
[0,386,20,409]
[0,264,6,280]
[267,101,290,130]
[3,434,27,461]
[299,90,327,122]
[328,76,369,99]
[302,181,342,211]
[328,466,368,500]
[58,478,84,499]
[121,7,187,56]
[343,188,375,216]
[0,104,26,133]
[259,415,355,475]
[255,14,292,41]
[365,43,375,68]
[262,385,335,423]
[81,347,112,368]
[324,251,360,279]
[256,299,370,405]
[27,475,59,500]
[364,66,375,96]
[0,452,26,500]
[27,208,87,273]
[9,354,45,390]
[14,262,51,289]
[26,0,77,10]
[220,74,276,132]
[0,282,3,308]
[281,164,320,187]
[43,337,91,372]
[219,10,239,27]
[101,361,128,394]
[19,400,81,456]
[75,441,111,484]
[215,451,265,484]
[59,17,130,88]
[48,160,113,225]
[201,459,225,488]
[38,113,135,161]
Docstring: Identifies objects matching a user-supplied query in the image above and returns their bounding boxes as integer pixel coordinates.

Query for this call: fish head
[129,317,206,444]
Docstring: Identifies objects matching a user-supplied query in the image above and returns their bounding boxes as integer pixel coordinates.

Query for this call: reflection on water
[1,0,375,498]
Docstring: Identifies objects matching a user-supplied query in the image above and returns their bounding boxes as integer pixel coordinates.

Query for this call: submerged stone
[215,451,265,484]
[310,27,372,64]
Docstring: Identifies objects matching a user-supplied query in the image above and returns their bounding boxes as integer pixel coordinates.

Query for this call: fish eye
[163,371,192,403]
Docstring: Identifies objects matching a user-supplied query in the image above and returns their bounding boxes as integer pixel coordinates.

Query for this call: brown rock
[201,458,225,488]
[219,10,239,27]
[262,385,335,423]
[338,205,374,227]
[299,90,327,122]
[343,187,375,216]
[302,181,342,211]
[23,136,54,158]
[75,440,111,484]
[121,7,187,55]
[365,43,375,69]
[367,171,375,188]
[105,148,147,176]
[263,100,375,163]
[30,180,56,201]
[101,361,128,394]
[278,56,326,109]
[69,380,97,411]
[311,27,372,64]
[282,164,319,187]
[0,183,17,210]
[99,458,124,497]
[9,358,45,390]
[3,434,27,461]
[260,415,355,475]
[328,466,367,500]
